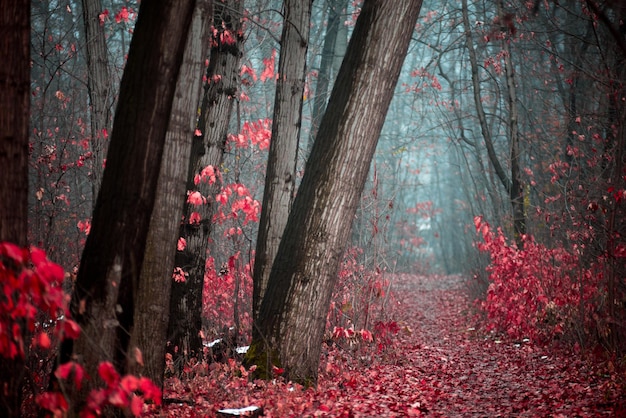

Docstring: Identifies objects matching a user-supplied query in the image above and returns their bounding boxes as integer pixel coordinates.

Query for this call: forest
[0,0,625,416]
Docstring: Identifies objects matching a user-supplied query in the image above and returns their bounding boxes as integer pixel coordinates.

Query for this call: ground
[154,274,625,417]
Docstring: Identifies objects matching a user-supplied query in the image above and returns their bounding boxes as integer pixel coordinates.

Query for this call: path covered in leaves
[158,274,624,417]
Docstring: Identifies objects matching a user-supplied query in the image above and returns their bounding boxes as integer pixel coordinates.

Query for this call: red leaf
[36,391,68,414]
[0,242,26,264]
[130,394,143,416]
[36,331,51,349]
[62,319,81,339]
[98,361,120,387]
[121,375,139,393]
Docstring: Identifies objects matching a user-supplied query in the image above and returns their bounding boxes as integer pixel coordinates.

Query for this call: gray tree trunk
[247,0,423,385]
[127,0,212,392]
[253,0,312,320]
[81,0,113,197]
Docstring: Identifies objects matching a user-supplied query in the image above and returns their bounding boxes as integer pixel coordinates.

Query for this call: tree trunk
[0,1,30,415]
[62,0,196,413]
[253,0,312,320]
[0,1,29,247]
[167,0,244,365]
[127,0,212,392]
[496,0,525,247]
[462,0,528,241]
[81,0,113,197]
[247,0,423,385]
[307,0,345,151]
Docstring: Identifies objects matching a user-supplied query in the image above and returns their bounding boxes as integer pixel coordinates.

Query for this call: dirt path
[384,274,621,417]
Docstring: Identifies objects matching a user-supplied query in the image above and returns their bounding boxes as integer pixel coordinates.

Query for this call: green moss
[242,339,281,380]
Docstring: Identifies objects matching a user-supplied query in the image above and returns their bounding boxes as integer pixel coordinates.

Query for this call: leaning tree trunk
[0,2,30,416]
[127,0,212,393]
[246,0,423,385]
[81,0,113,197]
[253,0,312,320]
[62,0,195,413]
[167,0,244,365]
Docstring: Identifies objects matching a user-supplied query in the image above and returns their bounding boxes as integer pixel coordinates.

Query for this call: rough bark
[253,0,312,320]
[0,0,29,247]
[0,2,30,416]
[167,0,244,365]
[62,0,196,413]
[247,0,423,385]
[128,0,212,392]
[81,0,113,197]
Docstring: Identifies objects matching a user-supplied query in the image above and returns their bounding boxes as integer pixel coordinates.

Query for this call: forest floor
[156,274,626,417]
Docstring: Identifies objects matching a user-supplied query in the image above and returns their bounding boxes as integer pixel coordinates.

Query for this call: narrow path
[364,273,620,417]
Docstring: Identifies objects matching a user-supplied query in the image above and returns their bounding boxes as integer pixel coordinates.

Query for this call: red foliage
[473,216,603,343]
[0,243,163,417]
[155,274,624,416]
[0,242,79,359]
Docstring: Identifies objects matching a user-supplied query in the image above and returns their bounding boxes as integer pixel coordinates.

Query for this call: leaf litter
[155,274,625,417]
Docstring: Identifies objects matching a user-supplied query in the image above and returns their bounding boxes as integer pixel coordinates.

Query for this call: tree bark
[0,0,29,247]
[167,0,244,364]
[62,0,196,413]
[253,0,312,320]
[127,0,212,392]
[0,1,30,415]
[247,0,423,385]
[81,0,113,197]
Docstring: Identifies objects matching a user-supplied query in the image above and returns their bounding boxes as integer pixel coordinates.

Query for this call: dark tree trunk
[62,0,196,413]
[253,0,312,320]
[0,1,30,415]
[127,0,212,392]
[167,0,244,365]
[247,0,423,385]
